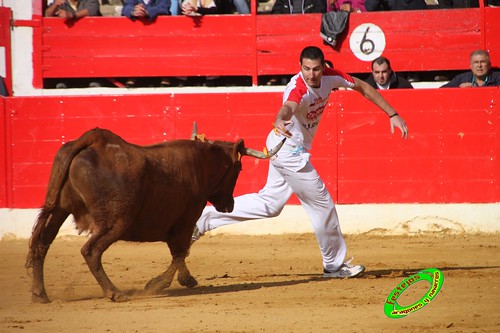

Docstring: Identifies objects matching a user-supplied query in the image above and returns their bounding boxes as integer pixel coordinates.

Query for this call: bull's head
[190,122,285,213]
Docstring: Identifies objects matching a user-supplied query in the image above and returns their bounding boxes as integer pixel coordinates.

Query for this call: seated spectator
[178,0,229,86]
[45,0,102,19]
[271,0,326,14]
[366,56,413,89]
[441,49,500,88]
[122,0,170,87]
[365,0,426,11]
[122,0,170,20]
[46,0,102,88]
[438,0,478,8]
[328,0,365,12]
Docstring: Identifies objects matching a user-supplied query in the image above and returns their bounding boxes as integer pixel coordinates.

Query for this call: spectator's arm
[81,0,101,16]
[196,6,219,14]
[145,0,171,19]
[122,0,137,19]
[45,0,65,17]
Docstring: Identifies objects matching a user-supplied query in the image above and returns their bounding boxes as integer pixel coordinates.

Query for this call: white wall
[4,0,37,96]
[1,203,498,240]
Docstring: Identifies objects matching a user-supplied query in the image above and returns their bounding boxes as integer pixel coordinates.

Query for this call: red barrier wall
[1,88,498,208]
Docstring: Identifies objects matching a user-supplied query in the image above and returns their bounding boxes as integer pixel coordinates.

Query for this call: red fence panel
[3,88,499,208]
[41,16,256,79]
[37,8,500,84]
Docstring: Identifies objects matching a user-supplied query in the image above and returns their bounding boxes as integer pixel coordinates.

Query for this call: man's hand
[273,118,293,138]
[390,115,409,139]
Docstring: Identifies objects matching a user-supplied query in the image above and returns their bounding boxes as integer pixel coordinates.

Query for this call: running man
[192,46,409,278]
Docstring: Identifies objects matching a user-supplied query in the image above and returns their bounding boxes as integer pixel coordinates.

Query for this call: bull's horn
[190,121,198,140]
[244,138,286,159]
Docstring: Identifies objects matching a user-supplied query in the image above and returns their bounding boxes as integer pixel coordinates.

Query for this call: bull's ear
[235,139,245,161]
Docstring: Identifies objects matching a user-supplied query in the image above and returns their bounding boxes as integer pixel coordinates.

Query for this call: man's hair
[300,46,325,65]
[371,56,391,70]
[470,49,490,62]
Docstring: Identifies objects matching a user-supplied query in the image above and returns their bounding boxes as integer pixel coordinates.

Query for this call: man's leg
[195,163,294,236]
[280,162,347,273]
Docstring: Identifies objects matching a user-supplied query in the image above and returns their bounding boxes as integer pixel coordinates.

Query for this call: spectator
[179,0,229,86]
[365,0,427,11]
[46,0,102,88]
[365,56,414,89]
[441,49,500,88]
[328,0,365,12]
[271,0,326,14]
[122,0,170,20]
[122,0,170,87]
[45,0,102,19]
[438,0,478,8]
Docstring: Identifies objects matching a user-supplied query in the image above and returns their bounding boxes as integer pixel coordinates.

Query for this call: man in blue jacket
[122,0,170,20]
[441,50,500,88]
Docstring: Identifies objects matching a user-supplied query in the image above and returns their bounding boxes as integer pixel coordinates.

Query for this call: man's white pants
[196,137,347,272]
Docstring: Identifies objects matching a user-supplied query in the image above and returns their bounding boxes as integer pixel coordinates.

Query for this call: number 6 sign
[349,23,386,61]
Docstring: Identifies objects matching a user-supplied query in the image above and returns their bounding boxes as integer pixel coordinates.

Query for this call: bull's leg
[80,220,128,302]
[176,257,198,288]
[27,207,69,304]
[144,256,197,293]
[144,259,179,293]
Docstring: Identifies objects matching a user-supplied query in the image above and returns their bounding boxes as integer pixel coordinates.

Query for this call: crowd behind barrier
[40,0,499,89]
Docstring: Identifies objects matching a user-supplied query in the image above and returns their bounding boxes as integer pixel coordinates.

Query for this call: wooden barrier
[1,88,498,208]
[36,7,500,87]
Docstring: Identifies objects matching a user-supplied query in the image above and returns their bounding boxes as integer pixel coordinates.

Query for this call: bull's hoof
[32,293,50,304]
[179,276,198,289]
[110,292,129,302]
[144,277,171,293]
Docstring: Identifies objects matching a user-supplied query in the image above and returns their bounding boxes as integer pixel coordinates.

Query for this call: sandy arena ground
[1,232,499,333]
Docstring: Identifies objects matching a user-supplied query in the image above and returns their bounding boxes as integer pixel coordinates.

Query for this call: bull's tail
[26,128,106,270]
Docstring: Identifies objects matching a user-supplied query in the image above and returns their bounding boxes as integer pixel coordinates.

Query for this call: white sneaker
[323,260,365,278]
[191,226,202,244]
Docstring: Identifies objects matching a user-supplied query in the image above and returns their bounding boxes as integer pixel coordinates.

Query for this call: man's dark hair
[371,56,391,70]
[300,46,325,65]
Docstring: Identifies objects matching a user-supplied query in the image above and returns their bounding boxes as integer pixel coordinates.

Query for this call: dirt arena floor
[1,232,499,333]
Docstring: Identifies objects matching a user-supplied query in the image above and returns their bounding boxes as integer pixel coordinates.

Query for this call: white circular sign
[349,23,386,61]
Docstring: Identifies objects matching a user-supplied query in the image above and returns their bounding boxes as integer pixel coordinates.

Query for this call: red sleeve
[324,68,355,85]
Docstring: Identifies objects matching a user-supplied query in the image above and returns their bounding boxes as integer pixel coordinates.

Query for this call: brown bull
[26,125,284,303]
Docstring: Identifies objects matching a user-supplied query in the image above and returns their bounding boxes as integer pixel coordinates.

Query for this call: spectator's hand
[459,82,473,88]
[182,2,197,15]
[390,115,409,139]
[133,4,148,17]
[57,9,75,20]
[340,4,352,11]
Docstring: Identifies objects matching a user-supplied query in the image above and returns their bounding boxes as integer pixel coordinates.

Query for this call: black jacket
[271,0,326,14]
[365,0,427,11]
[365,73,414,89]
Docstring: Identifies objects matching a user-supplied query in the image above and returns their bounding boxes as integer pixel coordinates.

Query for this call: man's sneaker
[191,226,202,244]
[323,261,365,279]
